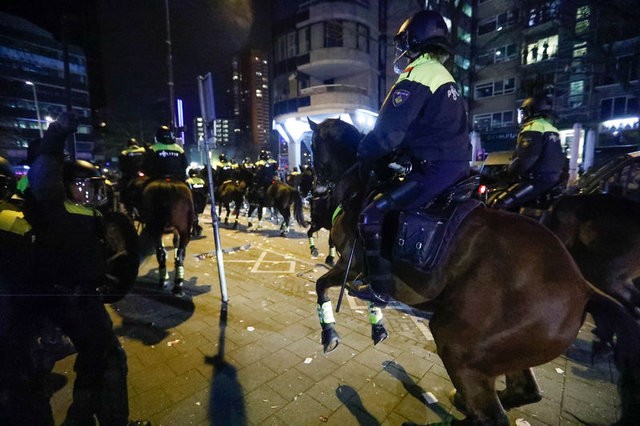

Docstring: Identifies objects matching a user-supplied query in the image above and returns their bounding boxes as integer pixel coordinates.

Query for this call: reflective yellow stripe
[64,201,102,217]
[331,205,343,225]
[0,209,32,235]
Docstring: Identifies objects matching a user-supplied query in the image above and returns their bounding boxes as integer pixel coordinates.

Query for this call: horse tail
[293,189,307,227]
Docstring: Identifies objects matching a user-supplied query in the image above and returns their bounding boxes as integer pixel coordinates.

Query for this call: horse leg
[446,367,508,425]
[497,369,542,410]
[315,264,351,353]
[308,227,319,257]
[280,209,290,236]
[326,236,336,266]
[247,204,255,229]
[155,241,168,288]
[232,202,240,229]
[368,303,388,346]
[172,237,186,296]
[436,339,509,425]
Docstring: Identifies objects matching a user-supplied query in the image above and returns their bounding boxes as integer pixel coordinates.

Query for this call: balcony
[299,84,371,110]
[297,47,372,80]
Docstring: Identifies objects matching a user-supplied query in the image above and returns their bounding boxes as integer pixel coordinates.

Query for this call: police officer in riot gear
[490,96,566,210]
[349,10,471,306]
[63,159,109,208]
[18,112,148,426]
[186,167,207,236]
[144,125,187,181]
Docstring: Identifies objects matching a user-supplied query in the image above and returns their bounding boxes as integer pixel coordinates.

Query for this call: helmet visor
[69,177,107,207]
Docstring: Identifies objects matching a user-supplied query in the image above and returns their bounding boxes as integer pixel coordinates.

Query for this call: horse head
[309,118,361,186]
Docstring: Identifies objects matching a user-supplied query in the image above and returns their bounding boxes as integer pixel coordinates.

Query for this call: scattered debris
[515,419,531,426]
[304,357,313,364]
[555,367,564,374]
[247,326,255,332]
[167,339,180,347]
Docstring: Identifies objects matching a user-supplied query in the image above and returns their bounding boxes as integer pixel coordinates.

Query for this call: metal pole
[26,81,43,137]
[198,75,228,306]
[165,0,176,129]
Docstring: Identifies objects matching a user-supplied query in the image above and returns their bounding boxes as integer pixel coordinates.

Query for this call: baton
[336,238,357,313]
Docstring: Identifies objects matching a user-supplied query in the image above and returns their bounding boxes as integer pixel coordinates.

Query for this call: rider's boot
[348,232,393,307]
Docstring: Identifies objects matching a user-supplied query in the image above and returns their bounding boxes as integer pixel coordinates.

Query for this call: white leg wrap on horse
[329,247,336,257]
[309,236,315,246]
[177,265,185,280]
[369,305,383,324]
[317,301,335,324]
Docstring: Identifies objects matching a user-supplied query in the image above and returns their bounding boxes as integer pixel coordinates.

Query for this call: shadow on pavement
[382,361,453,424]
[111,275,210,345]
[335,385,379,425]
[206,304,246,425]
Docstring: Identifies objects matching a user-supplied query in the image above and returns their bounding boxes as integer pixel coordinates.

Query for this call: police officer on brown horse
[490,96,567,210]
[349,10,471,306]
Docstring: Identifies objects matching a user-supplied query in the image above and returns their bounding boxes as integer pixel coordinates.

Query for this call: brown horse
[215,180,246,229]
[246,181,307,236]
[310,118,611,424]
[139,178,194,295]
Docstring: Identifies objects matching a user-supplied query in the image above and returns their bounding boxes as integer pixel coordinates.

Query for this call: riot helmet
[154,125,174,144]
[259,150,270,161]
[0,156,16,200]
[63,160,107,207]
[219,153,228,164]
[393,10,452,73]
[518,96,553,124]
[188,168,200,178]
[126,137,139,147]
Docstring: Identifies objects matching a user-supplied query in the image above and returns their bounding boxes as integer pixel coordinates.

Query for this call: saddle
[391,175,483,273]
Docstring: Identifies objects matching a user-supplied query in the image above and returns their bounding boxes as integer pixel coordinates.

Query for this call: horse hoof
[310,246,319,257]
[321,327,340,353]
[449,389,468,414]
[372,323,388,346]
[172,283,185,296]
[325,256,335,266]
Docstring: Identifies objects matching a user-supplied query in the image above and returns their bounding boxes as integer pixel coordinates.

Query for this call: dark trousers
[1,292,129,426]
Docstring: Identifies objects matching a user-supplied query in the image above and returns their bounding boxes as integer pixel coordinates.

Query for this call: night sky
[1,0,271,144]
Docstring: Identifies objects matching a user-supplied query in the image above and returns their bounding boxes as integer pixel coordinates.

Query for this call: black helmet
[219,153,228,163]
[259,150,270,161]
[63,160,107,207]
[126,137,139,147]
[188,168,200,177]
[155,125,174,144]
[519,96,553,123]
[395,10,452,56]
[0,156,16,200]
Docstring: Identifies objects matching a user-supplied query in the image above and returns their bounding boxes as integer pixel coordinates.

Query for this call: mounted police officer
[118,137,147,185]
[17,112,148,426]
[144,125,187,181]
[254,149,278,188]
[490,96,566,210]
[349,10,471,306]
[216,153,237,183]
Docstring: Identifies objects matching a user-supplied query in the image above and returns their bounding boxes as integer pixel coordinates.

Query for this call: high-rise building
[0,12,93,164]
[231,49,271,157]
[271,0,474,169]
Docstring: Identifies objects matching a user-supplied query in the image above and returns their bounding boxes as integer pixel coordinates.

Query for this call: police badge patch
[392,89,410,107]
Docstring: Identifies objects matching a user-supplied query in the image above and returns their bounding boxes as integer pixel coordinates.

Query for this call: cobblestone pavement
[50,208,621,425]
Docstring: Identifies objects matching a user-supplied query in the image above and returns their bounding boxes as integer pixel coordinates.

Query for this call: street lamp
[25,81,43,137]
